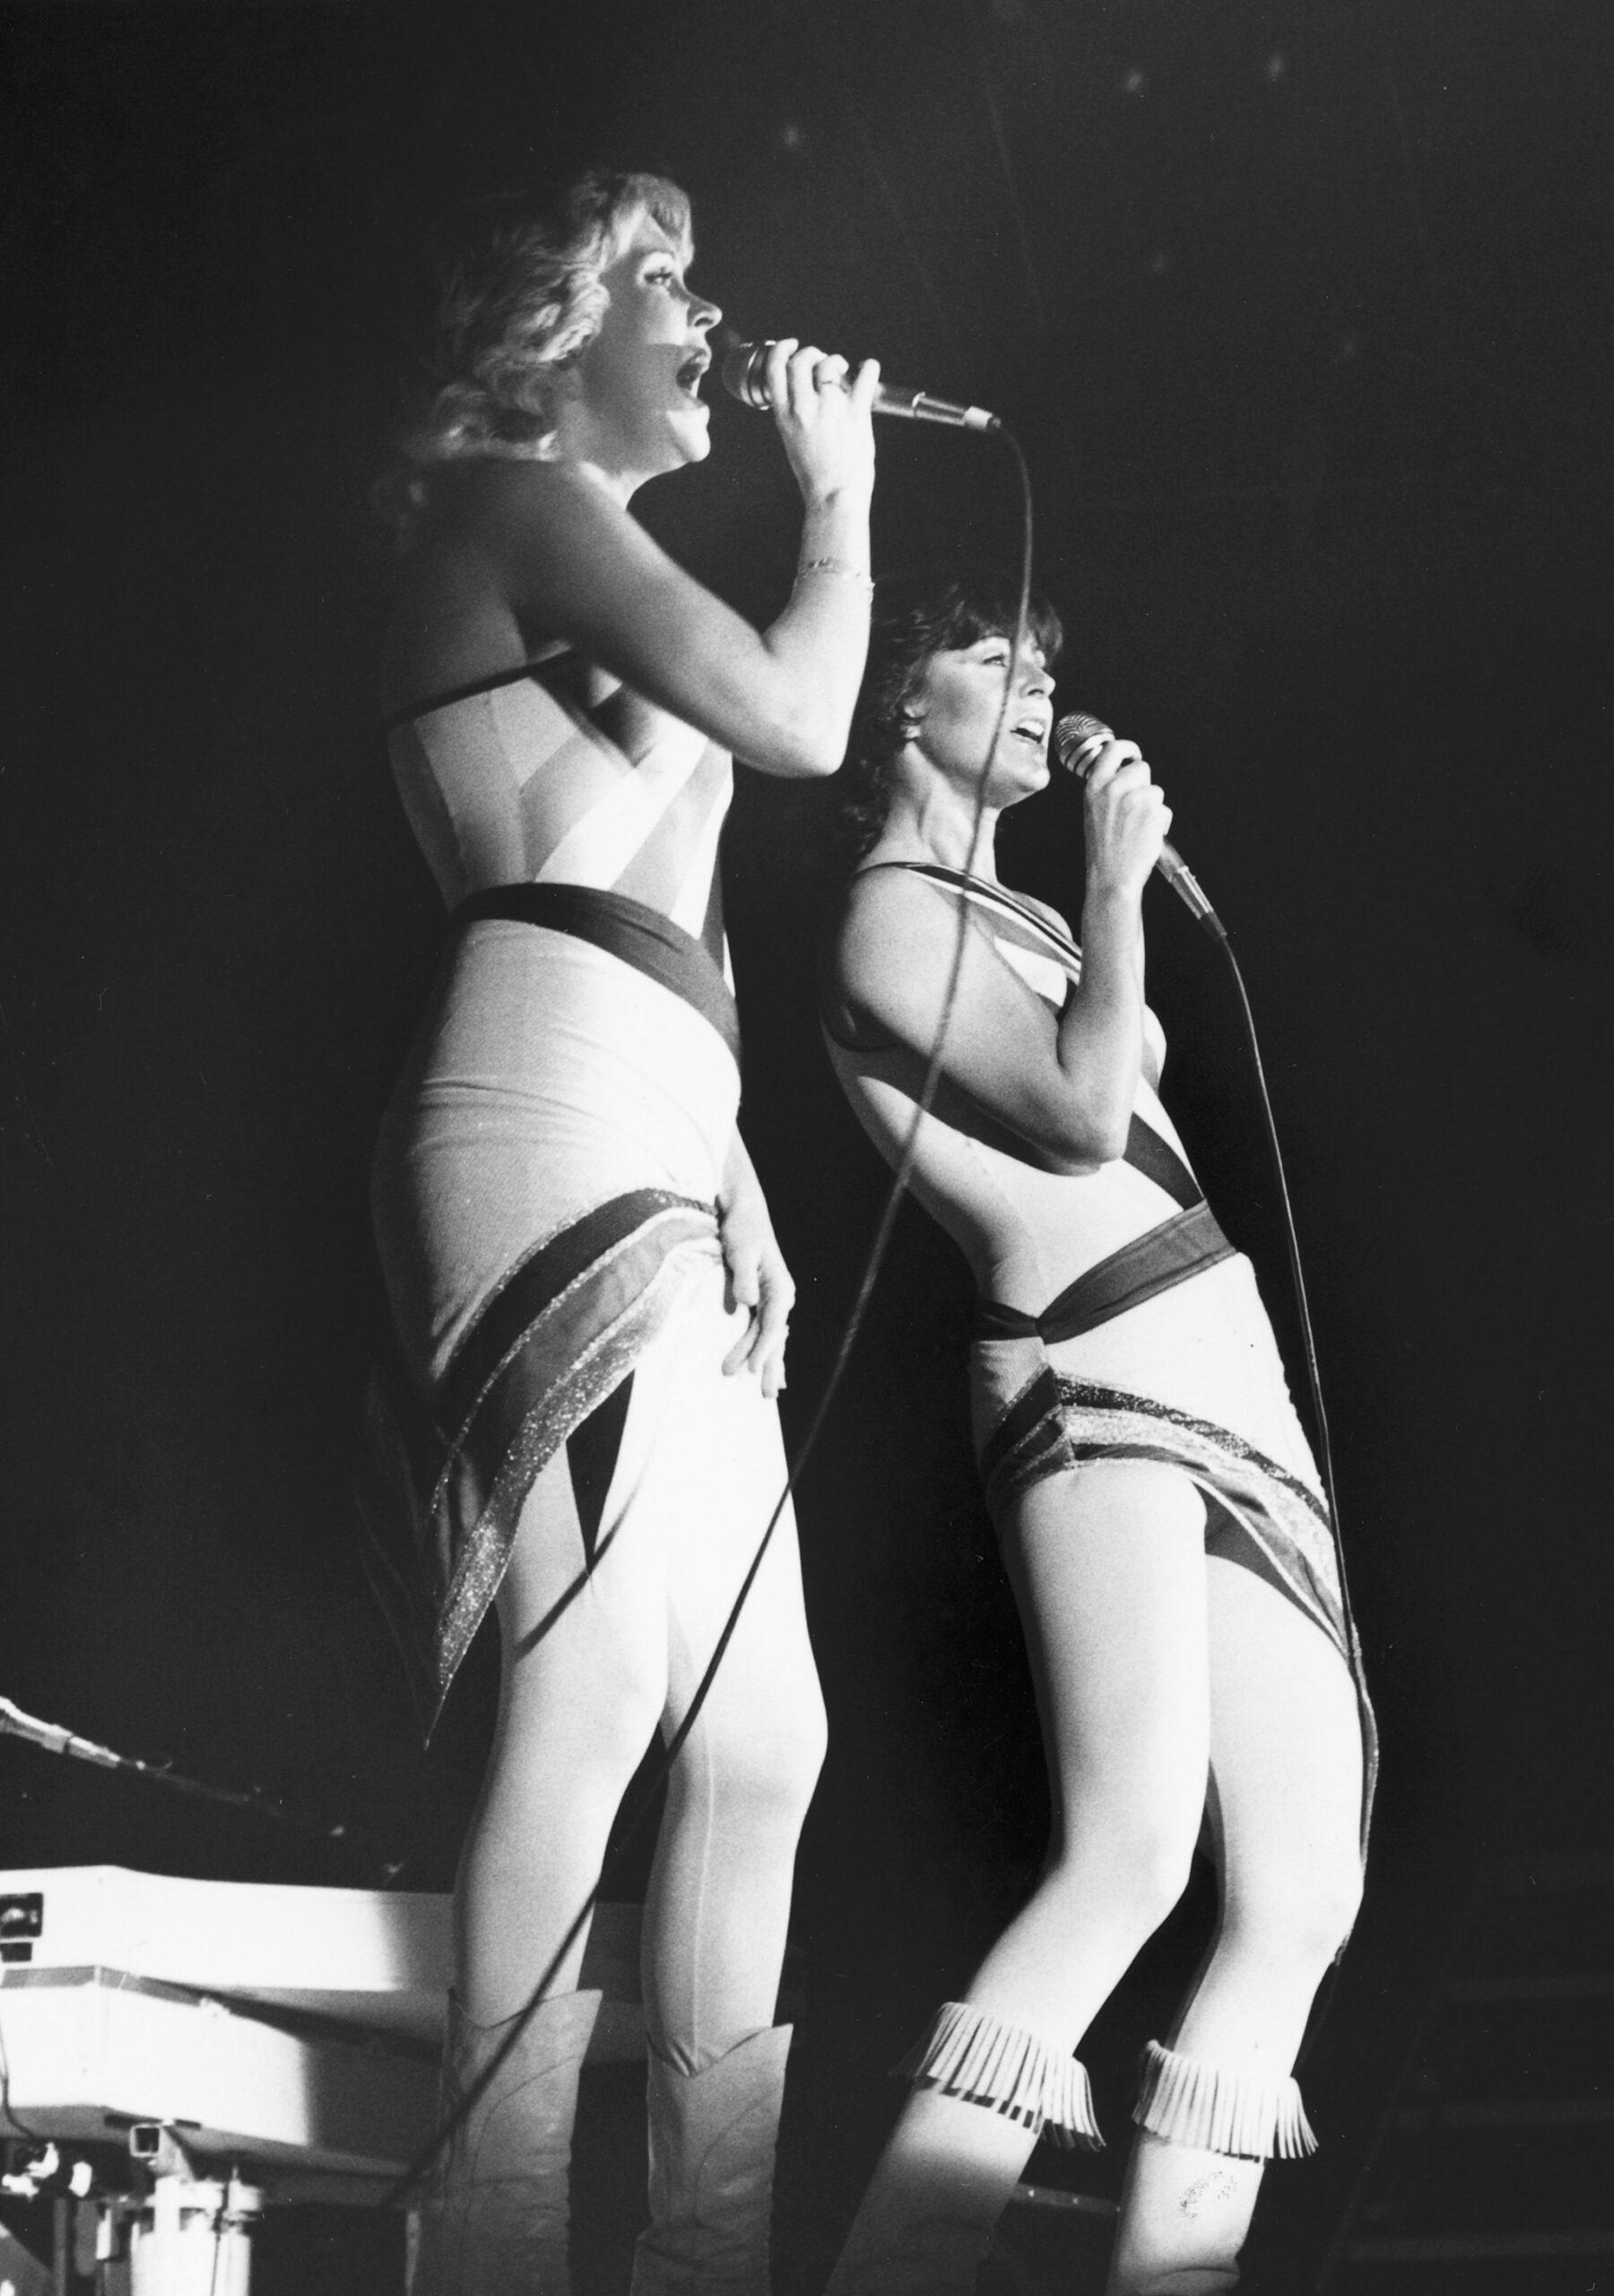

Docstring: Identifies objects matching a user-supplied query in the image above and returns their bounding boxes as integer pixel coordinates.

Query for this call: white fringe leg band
[892,2000,1103,2152]
[1132,2040,1317,2162]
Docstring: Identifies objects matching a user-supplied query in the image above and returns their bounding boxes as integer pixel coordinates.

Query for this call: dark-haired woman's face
[572,212,722,480]
[906,631,1054,804]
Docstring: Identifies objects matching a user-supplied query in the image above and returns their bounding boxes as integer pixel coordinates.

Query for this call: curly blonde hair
[380,168,691,538]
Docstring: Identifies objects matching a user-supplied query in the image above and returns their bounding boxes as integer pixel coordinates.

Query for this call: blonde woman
[365,170,878,2292]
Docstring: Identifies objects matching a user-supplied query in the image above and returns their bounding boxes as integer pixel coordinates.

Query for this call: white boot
[825,2000,1104,2296]
[629,2024,793,2295]
[412,1987,602,2296]
[1106,2041,1315,2294]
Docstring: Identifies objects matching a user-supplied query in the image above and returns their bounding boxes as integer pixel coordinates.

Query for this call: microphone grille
[1053,711,1114,776]
[719,336,772,410]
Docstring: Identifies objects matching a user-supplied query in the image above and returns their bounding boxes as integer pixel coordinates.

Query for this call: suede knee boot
[412,1986,603,2296]
[629,2024,794,2296]
[1106,2041,1315,2294]
[825,2000,1104,2296]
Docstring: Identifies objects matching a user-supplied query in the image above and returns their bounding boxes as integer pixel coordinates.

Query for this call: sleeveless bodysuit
[822,864,1375,1843]
[364,649,782,1732]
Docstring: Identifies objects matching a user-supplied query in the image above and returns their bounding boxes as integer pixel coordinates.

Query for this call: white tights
[829,1458,1364,2286]
[454,1280,827,2074]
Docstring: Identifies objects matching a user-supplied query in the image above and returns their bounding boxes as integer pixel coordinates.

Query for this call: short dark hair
[834,567,1063,867]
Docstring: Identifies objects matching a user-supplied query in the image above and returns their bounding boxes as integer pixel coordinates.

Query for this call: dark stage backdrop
[0,2,1608,2286]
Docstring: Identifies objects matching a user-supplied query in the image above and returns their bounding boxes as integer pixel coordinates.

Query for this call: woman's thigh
[1205,1557,1365,1941]
[490,1404,672,1770]
[490,1268,820,1774]
[1002,1458,1212,1845]
[630,1278,822,1761]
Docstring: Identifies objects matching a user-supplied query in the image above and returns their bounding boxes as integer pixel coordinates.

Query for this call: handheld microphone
[1054,712,1226,940]
[720,336,1002,435]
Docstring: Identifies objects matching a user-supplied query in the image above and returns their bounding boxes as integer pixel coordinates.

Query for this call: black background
[0,2,1608,2286]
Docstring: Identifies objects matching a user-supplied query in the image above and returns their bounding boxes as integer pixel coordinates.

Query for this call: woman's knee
[674,1674,828,1831]
[1226,1848,1364,1970]
[495,1629,668,1793]
[1048,1808,1199,1935]
[732,1680,827,1819]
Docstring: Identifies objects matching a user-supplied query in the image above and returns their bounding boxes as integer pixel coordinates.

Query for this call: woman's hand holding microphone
[1073,729,1174,909]
[760,337,881,512]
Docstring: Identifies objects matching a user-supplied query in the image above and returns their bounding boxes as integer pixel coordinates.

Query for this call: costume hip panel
[374,917,740,1383]
[363,910,744,1732]
[971,1250,1378,1853]
[973,1254,1322,1506]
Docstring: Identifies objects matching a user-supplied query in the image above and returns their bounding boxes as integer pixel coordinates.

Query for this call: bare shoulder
[404,461,644,586]
[840,862,955,938]
[836,864,977,985]
[462,453,612,521]
[382,462,659,705]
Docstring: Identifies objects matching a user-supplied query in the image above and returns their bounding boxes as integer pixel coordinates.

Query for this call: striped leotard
[365,646,777,1731]
[383,645,733,959]
[823,863,1375,1845]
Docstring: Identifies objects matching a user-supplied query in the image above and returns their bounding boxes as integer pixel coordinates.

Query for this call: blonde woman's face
[571,213,722,479]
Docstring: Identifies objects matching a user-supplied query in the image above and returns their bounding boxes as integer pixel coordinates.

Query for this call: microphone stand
[0,1694,404,1879]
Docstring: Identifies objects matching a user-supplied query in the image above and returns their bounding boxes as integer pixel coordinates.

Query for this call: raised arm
[468,343,879,778]
[834,745,1171,1167]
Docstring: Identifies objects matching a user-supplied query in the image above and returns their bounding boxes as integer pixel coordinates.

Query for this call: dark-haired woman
[364,170,878,2293]
[818,574,1372,2292]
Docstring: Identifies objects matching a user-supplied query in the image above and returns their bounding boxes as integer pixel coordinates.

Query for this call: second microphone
[1054,712,1226,940]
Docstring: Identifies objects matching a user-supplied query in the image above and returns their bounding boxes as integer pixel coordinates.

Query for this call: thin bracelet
[796,556,875,596]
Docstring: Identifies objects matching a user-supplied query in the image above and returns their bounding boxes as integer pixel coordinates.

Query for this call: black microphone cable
[1207,918,1374,2071]
[1210,935,1367,1721]
[381,422,1041,2210]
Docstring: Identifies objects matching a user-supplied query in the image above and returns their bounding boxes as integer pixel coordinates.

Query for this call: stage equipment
[719,335,1002,432]
[0,1696,400,1873]
[0,1866,647,2290]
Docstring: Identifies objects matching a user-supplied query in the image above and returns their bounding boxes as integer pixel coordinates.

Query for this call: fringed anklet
[1132,2039,1317,2162]
[892,2000,1103,2152]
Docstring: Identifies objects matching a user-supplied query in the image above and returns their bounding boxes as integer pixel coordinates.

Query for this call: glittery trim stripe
[432,1206,720,1710]
[980,1373,1342,1651]
[362,1191,722,1736]
[1133,2039,1316,2161]
[1062,1378,1331,1534]
[432,1187,710,1467]
[894,2000,1103,2152]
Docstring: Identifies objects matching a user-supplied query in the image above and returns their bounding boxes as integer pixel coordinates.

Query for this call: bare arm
[835,745,1171,1167]
[466,344,879,778]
